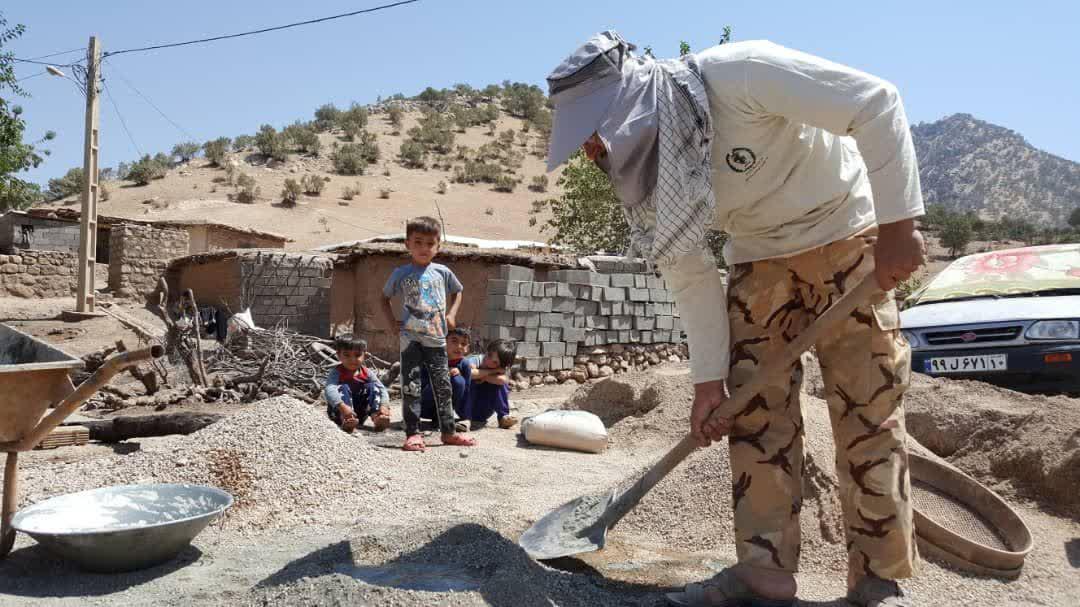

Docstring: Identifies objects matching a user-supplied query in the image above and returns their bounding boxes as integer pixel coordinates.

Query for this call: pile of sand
[904,374,1080,520]
[566,371,849,573]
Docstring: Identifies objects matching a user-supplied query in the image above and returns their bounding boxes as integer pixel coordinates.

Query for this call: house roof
[330,241,576,269]
[22,208,292,243]
[314,233,563,253]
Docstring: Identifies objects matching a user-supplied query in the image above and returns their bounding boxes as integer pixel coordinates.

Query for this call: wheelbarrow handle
[8,345,165,452]
[598,273,882,530]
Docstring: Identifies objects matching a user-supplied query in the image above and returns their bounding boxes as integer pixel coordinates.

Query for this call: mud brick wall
[109,224,190,299]
[484,264,685,376]
[240,253,332,336]
[0,250,77,298]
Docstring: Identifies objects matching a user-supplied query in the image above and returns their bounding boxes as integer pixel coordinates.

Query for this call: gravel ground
[2,362,1078,606]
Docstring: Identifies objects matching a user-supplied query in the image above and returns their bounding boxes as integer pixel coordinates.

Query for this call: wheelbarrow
[0,323,163,558]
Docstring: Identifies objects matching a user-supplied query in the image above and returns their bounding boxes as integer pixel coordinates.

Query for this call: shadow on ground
[253,523,851,606]
[0,543,203,598]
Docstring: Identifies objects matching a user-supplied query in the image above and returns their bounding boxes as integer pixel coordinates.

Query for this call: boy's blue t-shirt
[383,262,463,348]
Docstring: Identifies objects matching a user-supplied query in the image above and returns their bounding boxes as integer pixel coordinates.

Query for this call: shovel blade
[519,490,616,561]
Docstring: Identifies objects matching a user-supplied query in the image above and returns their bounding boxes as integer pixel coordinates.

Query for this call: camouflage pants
[725,230,917,581]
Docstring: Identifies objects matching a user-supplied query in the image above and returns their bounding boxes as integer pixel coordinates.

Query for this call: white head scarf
[547,32,716,268]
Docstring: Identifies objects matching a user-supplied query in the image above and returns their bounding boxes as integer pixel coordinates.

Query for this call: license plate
[925,354,1008,374]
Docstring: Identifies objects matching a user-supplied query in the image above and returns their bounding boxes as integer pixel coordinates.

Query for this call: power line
[16,70,47,82]
[104,58,196,141]
[103,82,143,157]
[103,0,420,58]
[27,47,86,61]
[11,57,68,66]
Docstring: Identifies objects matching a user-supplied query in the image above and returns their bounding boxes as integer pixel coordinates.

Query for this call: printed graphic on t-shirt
[400,271,447,339]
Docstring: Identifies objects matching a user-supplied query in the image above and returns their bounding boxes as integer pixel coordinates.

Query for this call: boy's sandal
[665,569,794,607]
[454,420,469,433]
[498,416,518,429]
[402,435,427,452]
[441,433,477,447]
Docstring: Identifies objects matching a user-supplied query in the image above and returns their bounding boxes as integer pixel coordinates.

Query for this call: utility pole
[72,36,102,317]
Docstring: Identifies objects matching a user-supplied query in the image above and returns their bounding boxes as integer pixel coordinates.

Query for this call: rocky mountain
[912,113,1080,226]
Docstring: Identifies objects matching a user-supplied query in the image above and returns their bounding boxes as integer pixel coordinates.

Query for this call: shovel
[519,273,881,560]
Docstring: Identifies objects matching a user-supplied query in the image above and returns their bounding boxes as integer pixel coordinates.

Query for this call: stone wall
[240,253,332,336]
[109,224,190,299]
[0,214,80,253]
[0,250,77,298]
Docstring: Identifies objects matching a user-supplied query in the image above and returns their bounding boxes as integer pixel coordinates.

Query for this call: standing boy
[323,335,390,433]
[382,217,478,451]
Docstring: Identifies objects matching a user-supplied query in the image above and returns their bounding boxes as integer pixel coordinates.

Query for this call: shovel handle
[599,273,881,529]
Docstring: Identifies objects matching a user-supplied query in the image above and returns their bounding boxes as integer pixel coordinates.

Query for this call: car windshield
[908,244,1080,307]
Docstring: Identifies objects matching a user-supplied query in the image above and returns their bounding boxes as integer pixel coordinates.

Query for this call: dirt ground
[1,309,1078,607]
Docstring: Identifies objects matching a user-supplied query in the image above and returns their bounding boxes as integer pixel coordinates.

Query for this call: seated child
[465,339,518,430]
[323,335,391,433]
[420,327,479,431]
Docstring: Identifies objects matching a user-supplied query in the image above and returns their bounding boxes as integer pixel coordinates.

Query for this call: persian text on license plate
[925,354,1008,374]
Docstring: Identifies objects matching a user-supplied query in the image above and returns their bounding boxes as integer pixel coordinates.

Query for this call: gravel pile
[19,397,385,532]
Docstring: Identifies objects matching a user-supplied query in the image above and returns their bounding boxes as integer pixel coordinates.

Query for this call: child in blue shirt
[465,339,518,430]
[323,335,390,433]
[420,327,479,431]
[381,216,478,452]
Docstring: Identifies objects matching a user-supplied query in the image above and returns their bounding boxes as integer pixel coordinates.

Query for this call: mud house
[168,250,334,337]
[3,208,289,260]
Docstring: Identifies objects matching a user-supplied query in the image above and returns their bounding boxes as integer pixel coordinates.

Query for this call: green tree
[203,137,231,167]
[127,154,168,185]
[529,151,629,254]
[940,214,973,258]
[313,103,341,132]
[171,141,201,162]
[0,13,53,210]
[679,41,691,56]
[1069,207,1080,230]
[45,167,83,201]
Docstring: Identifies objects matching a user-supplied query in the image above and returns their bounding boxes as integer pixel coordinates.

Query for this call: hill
[35,100,1080,253]
[912,113,1080,226]
[39,96,560,251]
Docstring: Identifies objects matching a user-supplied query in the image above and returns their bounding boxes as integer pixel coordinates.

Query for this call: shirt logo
[726,147,757,173]
[725,146,760,172]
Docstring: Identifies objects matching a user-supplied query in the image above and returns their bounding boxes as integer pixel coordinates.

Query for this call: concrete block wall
[0,250,77,298]
[0,215,81,253]
[484,264,685,375]
[240,253,332,337]
[109,224,190,299]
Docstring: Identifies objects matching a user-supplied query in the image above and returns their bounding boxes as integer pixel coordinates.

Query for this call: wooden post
[75,36,102,314]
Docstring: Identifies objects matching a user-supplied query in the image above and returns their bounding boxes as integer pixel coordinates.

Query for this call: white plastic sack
[227,308,256,337]
[521,410,609,454]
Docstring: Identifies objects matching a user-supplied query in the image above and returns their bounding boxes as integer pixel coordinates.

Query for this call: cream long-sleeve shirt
[663,40,925,383]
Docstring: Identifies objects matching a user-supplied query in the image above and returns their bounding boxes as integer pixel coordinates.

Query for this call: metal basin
[11,483,232,572]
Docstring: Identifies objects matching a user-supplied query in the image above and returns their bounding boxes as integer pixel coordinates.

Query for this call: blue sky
[6,0,1079,185]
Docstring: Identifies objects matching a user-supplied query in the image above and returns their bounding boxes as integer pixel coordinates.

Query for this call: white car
[900,244,1080,393]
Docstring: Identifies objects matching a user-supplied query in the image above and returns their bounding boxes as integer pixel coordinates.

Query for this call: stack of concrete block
[485,264,683,374]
